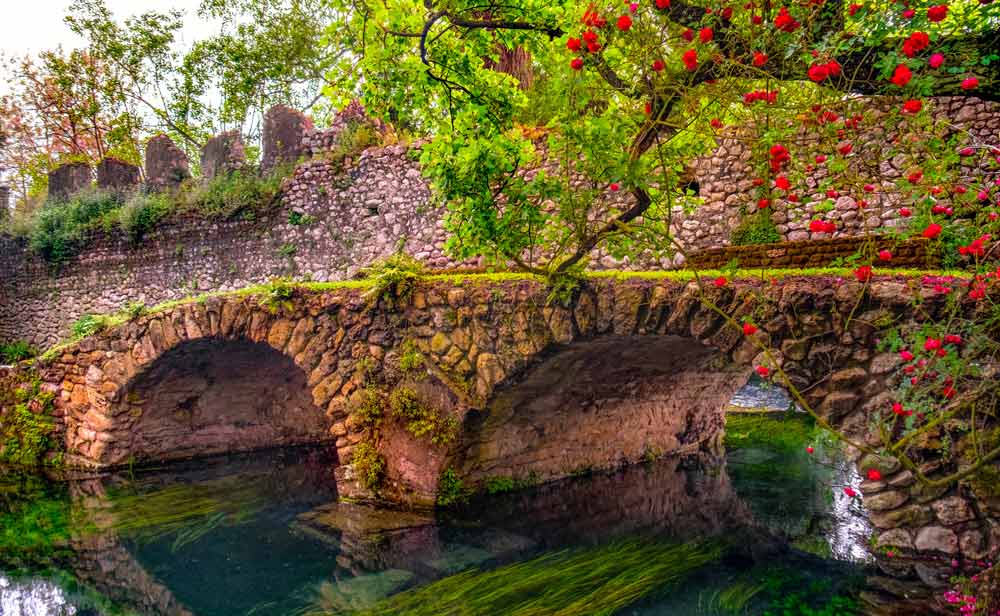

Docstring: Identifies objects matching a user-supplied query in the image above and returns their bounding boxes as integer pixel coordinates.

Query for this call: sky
[1,0,215,59]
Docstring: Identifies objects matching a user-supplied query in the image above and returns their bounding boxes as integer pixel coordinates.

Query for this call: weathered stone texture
[261,104,313,174]
[96,157,141,192]
[48,162,92,201]
[145,134,191,190]
[200,130,246,179]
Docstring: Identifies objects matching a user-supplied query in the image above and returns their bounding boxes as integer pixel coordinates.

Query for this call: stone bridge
[39,274,998,563]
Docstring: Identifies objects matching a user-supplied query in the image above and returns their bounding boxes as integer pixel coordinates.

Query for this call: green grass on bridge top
[37,266,969,361]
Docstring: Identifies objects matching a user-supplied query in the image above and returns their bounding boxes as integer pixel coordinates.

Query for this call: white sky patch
[0,0,216,60]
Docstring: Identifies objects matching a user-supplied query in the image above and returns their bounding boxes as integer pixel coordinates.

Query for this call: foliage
[397,340,425,374]
[352,538,724,615]
[0,374,61,467]
[117,300,147,321]
[389,387,459,446]
[724,413,821,455]
[258,277,296,313]
[70,313,112,339]
[117,192,173,243]
[0,341,36,364]
[352,440,387,492]
[356,386,385,428]
[180,167,286,219]
[360,254,427,309]
[731,212,782,246]
[435,468,470,507]
[28,189,121,264]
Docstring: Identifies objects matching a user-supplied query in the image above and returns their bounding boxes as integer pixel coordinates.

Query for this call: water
[0,413,885,616]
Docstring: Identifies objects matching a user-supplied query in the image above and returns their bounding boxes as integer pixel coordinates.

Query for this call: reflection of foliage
[0,475,77,568]
[349,539,723,615]
[725,413,824,455]
[103,479,264,549]
[709,565,862,616]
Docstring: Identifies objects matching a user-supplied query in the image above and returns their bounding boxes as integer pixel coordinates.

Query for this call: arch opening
[455,335,751,485]
[113,337,333,465]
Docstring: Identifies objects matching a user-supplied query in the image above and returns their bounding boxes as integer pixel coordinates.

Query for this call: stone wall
[3,96,996,347]
[676,96,1000,250]
[686,236,935,270]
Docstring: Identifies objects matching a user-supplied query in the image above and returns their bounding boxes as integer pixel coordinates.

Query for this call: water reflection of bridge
[62,449,919,616]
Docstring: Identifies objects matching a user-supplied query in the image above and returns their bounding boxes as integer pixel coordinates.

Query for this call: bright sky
[1,0,215,58]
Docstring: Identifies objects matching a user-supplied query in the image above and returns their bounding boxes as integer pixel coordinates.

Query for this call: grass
[35,267,969,363]
[341,538,724,616]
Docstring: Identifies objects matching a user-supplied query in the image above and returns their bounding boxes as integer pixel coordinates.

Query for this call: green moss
[356,386,385,428]
[360,254,426,309]
[353,441,387,492]
[352,538,724,615]
[389,387,459,446]
[724,413,818,455]
[258,277,296,313]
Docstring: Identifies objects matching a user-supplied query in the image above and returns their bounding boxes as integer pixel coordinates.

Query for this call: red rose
[609,182,620,191]
[742,322,758,335]
[929,53,945,68]
[927,4,948,21]
[710,118,723,128]
[774,7,800,31]
[752,51,767,66]
[616,14,633,31]
[713,276,728,287]
[682,48,698,71]
[775,176,791,190]
[656,0,671,8]
[699,27,714,42]
[899,207,912,217]
[848,3,863,14]
[961,77,979,90]
[682,28,694,41]
[571,58,584,70]
[890,63,912,87]
[722,7,733,19]
[757,198,771,209]
[838,142,853,155]
[854,265,873,282]
[902,99,923,113]
[843,487,858,498]
[567,37,582,52]
[756,365,770,377]
[878,250,892,261]
[751,14,763,24]
[923,223,943,239]
[807,63,829,82]
[867,469,882,481]
[652,59,665,71]
[902,31,929,58]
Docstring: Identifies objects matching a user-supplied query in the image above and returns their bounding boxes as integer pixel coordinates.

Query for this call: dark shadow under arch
[455,335,751,484]
[118,337,333,464]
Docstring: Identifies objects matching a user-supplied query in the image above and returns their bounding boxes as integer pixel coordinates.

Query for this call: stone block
[914,526,958,555]
[48,162,92,201]
[262,104,313,174]
[145,134,191,189]
[96,157,140,192]
[200,130,246,179]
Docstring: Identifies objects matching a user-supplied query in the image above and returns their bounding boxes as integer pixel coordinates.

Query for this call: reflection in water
[0,432,877,616]
[0,575,76,616]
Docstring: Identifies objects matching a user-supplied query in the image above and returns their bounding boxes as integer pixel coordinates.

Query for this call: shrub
[118,192,173,243]
[731,211,782,246]
[29,188,121,264]
[182,167,286,219]
[70,314,111,339]
[258,278,296,313]
[436,468,470,507]
[389,387,459,446]
[352,441,386,492]
[0,341,36,364]
[0,375,60,467]
[361,254,426,309]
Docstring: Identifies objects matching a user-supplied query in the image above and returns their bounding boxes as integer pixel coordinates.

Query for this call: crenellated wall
[2,96,997,347]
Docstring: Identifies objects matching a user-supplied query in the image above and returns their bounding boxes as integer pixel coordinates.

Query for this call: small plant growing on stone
[259,278,296,313]
[436,468,469,507]
[352,440,386,492]
[360,254,426,309]
[278,243,298,258]
[118,301,147,322]
[71,314,111,339]
[398,340,425,374]
[288,211,316,226]
[0,341,36,364]
[389,387,458,446]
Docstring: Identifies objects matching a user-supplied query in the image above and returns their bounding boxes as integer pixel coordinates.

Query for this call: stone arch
[453,334,750,486]
[60,295,349,467]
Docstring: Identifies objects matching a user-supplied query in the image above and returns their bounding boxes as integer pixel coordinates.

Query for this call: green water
[0,417,877,615]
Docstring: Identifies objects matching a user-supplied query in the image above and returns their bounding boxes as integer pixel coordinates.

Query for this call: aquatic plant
[349,538,724,616]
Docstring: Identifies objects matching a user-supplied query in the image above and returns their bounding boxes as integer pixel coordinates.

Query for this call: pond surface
[0,414,879,616]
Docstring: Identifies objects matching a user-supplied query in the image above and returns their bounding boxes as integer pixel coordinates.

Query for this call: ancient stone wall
[2,96,996,347]
[676,96,1000,250]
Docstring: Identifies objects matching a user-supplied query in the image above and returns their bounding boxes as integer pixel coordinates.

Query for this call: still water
[0,409,883,616]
